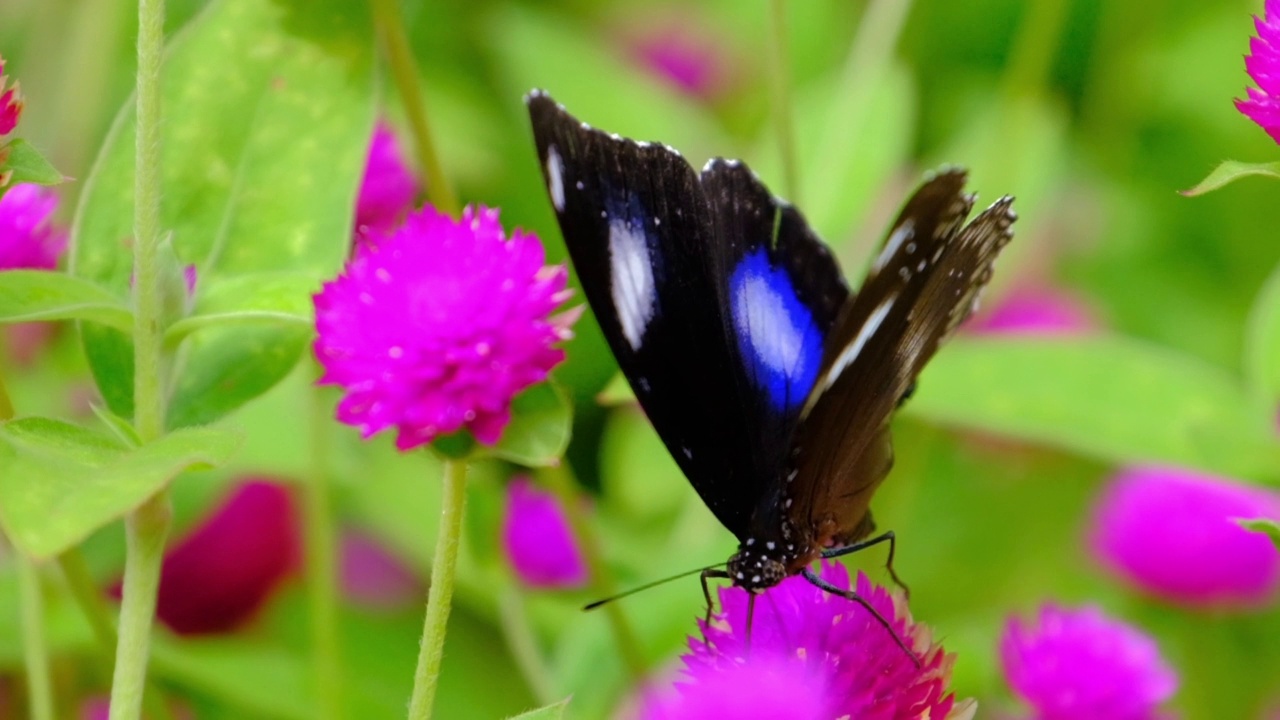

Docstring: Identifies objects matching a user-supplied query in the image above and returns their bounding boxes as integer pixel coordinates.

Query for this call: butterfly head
[726,540,789,591]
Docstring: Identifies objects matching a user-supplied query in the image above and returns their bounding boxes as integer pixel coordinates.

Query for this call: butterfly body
[526,90,1015,603]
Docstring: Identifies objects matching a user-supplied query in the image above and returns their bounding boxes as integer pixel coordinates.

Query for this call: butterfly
[526,90,1015,654]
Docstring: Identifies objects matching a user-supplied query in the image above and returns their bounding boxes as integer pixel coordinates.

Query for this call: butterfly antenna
[583,563,726,611]
[801,567,922,668]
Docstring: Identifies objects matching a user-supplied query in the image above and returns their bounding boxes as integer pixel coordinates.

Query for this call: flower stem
[17,552,53,720]
[57,550,176,720]
[1001,0,1070,100]
[370,0,458,216]
[306,383,343,720]
[112,0,171,714]
[406,459,468,720]
[539,463,646,678]
[496,580,555,705]
[765,0,798,203]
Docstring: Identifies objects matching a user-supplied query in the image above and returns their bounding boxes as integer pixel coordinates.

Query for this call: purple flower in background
[967,285,1097,336]
[625,21,728,99]
[502,476,587,588]
[1001,604,1178,720]
[655,562,973,720]
[341,527,422,609]
[354,121,420,243]
[0,183,66,270]
[149,479,300,635]
[1237,0,1280,143]
[314,204,576,450]
[0,56,22,136]
[1090,465,1280,607]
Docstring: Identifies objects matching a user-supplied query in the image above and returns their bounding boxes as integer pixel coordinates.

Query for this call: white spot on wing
[823,297,895,390]
[874,220,915,272]
[546,146,565,211]
[733,272,806,376]
[609,218,656,350]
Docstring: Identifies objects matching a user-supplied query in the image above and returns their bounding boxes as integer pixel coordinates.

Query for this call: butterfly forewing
[784,171,1016,550]
[528,92,849,539]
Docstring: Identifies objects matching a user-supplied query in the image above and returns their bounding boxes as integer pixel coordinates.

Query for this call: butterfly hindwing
[527,91,850,539]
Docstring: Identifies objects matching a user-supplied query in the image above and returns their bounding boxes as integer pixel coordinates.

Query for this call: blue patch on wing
[728,249,824,410]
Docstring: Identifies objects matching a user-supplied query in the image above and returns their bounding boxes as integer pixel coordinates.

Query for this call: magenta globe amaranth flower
[660,562,973,720]
[354,121,420,242]
[142,479,300,635]
[502,476,587,588]
[0,183,65,270]
[340,527,423,609]
[967,285,1097,336]
[314,204,576,450]
[1089,465,1280,607]
[0,56,22,136]
[1001,604,1177,720]
[1237,0,1280,143]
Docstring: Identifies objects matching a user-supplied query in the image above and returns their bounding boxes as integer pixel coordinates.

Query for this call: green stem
[765,0,798,203]
[539,464,646,678]
[406,459,468,720]
[110,495,172,720]
[306,384,343,720]
[57,551,176,720]
[17,553,53,720]
[112,0,171,715]
[496,581,555,706]
[1001,0,1070,101]
[370,0,458,216]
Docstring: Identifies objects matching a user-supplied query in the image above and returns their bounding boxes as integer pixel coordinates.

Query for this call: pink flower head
[502,476,587,588]
[1237,0,1280,143]
[314,204,576,450]
[340,527,423,609]
[0,56,22,135]
[1089,465,1280,607]
[1001,604,1178,720]
[659,562,973,720]
[626,22,728,99]
[967,285,1098,336]
[151,479,300,635]
[355,121,420,243]
[0,183,66,270]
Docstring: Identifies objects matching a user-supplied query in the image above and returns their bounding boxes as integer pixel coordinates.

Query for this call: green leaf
[0,270,132,329]
[71,0,375,424]
[1181,160,1280,196]
[1238,519,1280,550]
[1245,262,1280,406]
[166,325,312,429]
[164,272,317,345]
[489,382,573,467]
[0,138,65,187]
[506,699,571,720]
[905,337,1280,481]
[0,418,241,557]
[595,372,634,407]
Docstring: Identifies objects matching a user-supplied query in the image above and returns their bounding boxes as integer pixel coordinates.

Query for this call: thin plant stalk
[497,580,555,705]
[306,382,343,720]
[406,459,468,720]
[766,0,799,203]
[111,0,173,715]
[370,0,458,216]
[16,553,52,720]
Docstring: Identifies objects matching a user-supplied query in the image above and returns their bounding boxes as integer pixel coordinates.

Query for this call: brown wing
[783,169,1016,547]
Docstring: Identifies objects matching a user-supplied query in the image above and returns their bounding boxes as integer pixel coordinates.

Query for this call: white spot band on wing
[822,297,894,390]
[609,218,656,350]
[873,220,915,272]
[546,146,565,211]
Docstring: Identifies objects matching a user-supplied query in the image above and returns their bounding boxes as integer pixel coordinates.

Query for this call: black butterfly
[526,90,1015,653]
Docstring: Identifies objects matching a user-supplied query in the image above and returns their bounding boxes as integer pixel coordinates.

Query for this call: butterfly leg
[699,567,730,645]
[801,566,921,668]
[821,530,910,600]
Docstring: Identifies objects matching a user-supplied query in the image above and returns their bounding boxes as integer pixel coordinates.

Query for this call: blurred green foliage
[1,0,1279,718]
